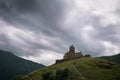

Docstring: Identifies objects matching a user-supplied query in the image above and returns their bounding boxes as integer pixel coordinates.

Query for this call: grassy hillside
[0,50,45,80]
[14,57,120,80]
[99,53,120,64]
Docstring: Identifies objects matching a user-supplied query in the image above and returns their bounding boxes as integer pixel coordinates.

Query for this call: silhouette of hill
[0,50,45,80]
[99,53,120,64]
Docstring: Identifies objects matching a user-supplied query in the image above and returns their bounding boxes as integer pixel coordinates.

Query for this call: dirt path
[72,66,86,80]
[25,76,32,80]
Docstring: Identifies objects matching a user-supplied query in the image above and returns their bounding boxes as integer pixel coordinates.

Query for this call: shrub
[85,54,91,57]
[55,68,69,80]
[42,71,52,80]
[12,75,23,80]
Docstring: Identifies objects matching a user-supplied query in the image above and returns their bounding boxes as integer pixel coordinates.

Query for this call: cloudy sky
[0,0,120,65]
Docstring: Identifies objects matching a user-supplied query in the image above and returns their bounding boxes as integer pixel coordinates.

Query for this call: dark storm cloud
[0,0,65,30]
[0,0,68,54]
[0,0,71,44]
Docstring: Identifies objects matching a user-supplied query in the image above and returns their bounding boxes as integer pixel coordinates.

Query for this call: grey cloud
[0,0,120,65]
[90,17,120,45]
[0,33,31,56]
[0,0,68,39]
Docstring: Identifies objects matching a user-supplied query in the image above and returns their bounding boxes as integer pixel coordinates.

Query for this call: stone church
[55,45,91,63]
[64,45,83,60]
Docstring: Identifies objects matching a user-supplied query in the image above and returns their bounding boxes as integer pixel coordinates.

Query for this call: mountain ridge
[0,50,45,80]
[99,53,120,64]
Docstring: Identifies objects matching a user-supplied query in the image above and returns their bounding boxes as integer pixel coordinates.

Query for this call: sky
[0,0,120,65]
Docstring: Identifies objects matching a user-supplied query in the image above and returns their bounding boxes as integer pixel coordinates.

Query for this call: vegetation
[85,54,91,57]
[0,50,45,80]
[41,68,69,80]
[14,57,120,80]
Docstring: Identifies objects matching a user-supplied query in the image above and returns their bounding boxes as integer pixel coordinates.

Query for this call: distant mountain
[99,53,120,64]
[0,50,45,80]
[13,57,120,80]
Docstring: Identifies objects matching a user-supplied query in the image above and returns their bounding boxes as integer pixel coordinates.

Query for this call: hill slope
[0,50,45,80]
[14,57,120,80]
[99,53,120,64]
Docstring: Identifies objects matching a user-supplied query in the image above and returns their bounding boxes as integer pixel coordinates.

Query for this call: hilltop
[13,57,120,80]
[13,45,120,80]
[0,50,45,80]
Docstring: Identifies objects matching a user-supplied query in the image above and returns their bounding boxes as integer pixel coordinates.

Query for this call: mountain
[13,57,120,80]
[0,50,45,80]
[99,53,120,64]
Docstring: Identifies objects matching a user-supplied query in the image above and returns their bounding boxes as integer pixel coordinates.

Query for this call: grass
[13,57,120,80]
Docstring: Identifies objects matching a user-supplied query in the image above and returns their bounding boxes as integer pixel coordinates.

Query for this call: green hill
[99,53,120,64]
[0,50,45,80]
[13,57,120,80]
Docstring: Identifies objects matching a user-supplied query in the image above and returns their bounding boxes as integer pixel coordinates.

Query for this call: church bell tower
[69,45,75,53]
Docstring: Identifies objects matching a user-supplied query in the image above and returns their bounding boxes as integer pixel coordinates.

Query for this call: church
[64,45,83,60]
[56,45,83,63]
